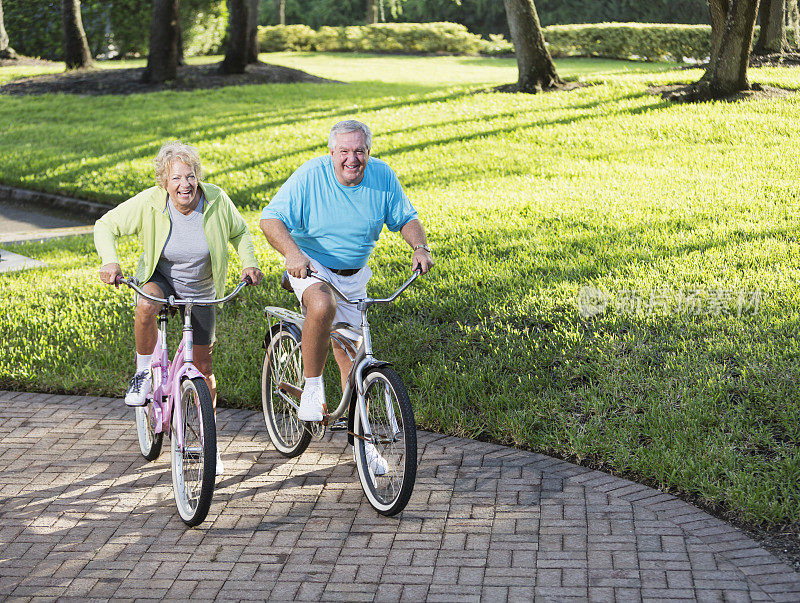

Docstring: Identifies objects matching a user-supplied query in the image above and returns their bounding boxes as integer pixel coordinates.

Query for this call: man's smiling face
[331,130,370,187]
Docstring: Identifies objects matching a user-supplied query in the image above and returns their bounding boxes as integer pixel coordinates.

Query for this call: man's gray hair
[328,120,372,151]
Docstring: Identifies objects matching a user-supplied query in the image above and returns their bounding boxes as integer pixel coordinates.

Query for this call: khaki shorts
[287,257,372,327]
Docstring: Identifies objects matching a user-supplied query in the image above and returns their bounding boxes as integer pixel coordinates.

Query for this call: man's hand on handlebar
[412,248,433,275]
[285,251,315,279]
[99,262,122,285]
[241,266,264,285]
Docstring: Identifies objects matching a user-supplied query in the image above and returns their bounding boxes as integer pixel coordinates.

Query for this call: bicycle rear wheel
[171,377,216,527]
[135,402,163,461]
[262,328,311,457]
[354,367,417,516]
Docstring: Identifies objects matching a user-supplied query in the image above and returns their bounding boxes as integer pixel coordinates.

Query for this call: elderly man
[260,119,433,426]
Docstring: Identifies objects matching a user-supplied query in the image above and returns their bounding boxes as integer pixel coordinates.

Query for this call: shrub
[361,23,485,54]
[256,21,795,63]
[257,24,317,52]
[543,22,711,62]
[259,22,485,55]
[480,33,514,57]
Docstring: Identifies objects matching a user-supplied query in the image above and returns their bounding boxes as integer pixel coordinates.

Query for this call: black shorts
[145,270,216,346]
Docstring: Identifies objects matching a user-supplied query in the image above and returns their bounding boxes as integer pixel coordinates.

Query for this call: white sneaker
[364,442,388,476]
[215,450,224,476]
[125,369,152,407]
[298,385,325,422]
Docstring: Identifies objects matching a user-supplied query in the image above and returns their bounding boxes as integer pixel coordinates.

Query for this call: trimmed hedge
[258,24,318,52]
[259,22,485,55]
[257,21,798,63]
[544,23,711,62]
[543,23,798,61]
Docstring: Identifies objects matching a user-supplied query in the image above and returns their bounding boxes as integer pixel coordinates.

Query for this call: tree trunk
[275,0,285,25]
[503,0,562,93]
[220,0,250,74]
[753,0,787,54]
[366,0,378,24]
[707,0,730,72]
[61,0,93,69]
[707,0,761,96]
[790,0,800,49]
[0,0,17,59]
[142,0,180,83]
[248,0,260,63]
[177,18,185,65]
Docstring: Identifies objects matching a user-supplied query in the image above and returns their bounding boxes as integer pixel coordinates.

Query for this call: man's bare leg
[301,283,337,378]
[332,341,354,391]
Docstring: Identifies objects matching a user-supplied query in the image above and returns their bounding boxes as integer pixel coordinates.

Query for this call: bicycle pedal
[329,419,348,431]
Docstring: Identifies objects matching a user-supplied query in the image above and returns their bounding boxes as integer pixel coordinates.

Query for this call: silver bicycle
[261,270,419,516]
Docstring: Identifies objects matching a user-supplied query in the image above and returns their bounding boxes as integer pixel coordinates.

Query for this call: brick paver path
[1,391,798,601]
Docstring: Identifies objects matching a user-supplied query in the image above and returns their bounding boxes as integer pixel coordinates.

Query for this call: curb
[0,183,113,220]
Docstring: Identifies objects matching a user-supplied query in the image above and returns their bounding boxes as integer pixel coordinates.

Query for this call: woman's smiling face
[166,159,199,213]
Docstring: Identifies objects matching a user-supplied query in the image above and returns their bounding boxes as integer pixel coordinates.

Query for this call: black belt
[327,267,360,276]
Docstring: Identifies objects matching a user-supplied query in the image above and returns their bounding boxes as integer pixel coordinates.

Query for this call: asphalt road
[0,198,93,244]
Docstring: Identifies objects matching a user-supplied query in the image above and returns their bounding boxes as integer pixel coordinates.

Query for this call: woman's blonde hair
[153,141,204,188]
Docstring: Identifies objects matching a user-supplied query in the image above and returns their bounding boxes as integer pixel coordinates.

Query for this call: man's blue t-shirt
[261,155,418,269]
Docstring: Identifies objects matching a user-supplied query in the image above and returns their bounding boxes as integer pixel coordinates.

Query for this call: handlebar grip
[243,275,254,286]
[114,274,125,287]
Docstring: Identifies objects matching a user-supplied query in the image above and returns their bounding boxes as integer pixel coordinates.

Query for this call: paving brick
[1,391,798,602]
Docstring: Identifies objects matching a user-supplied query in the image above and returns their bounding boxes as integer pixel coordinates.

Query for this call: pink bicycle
[115,275,252,526]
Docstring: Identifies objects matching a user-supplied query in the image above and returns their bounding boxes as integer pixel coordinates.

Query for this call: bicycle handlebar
[308,269,420,307]
[114,274,253,306]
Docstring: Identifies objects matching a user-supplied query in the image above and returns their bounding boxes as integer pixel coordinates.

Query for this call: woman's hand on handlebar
[99,262,122,285]
[241,266,263,285]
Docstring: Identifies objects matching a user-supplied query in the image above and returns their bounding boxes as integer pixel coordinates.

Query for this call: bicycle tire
[135,403,163,461]
[354,366,417,516]
[171,377,216,527]
[262,328,312,457]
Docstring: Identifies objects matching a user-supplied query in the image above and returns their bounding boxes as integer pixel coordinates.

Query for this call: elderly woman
[94,141,262,471]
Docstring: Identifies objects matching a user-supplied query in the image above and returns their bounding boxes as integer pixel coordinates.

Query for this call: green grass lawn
[1,54,798,530]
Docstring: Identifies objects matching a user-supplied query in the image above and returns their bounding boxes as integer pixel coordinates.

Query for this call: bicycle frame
[263,270,419,441]
[148,307,206,446]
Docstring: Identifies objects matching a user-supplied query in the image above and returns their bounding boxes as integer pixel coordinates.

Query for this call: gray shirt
[156,195,216,299]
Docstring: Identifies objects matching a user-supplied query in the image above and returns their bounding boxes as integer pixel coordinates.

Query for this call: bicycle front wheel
[135,402,163,461]
[171,377,216,527]
[262,328,311,457]
[354,367,417,516]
